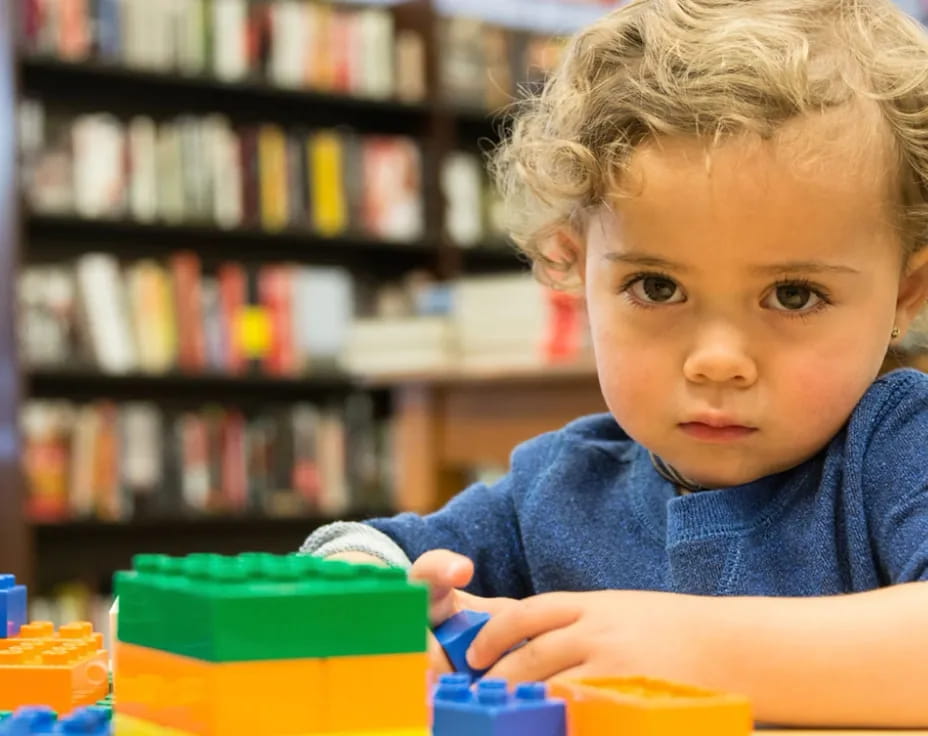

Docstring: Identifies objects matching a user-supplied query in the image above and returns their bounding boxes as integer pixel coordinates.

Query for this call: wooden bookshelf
[26,369,361,404]
[1,0,571,592]
[0,0,31,588]
[25,214,441,272]
[390,362,605,512]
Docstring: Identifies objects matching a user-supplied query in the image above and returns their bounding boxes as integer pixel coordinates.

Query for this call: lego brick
[115,553,427,661]
[433,610,490,680]
[112,714,195,736]
[113,716,427,736]
[0,622,109,715]
[432,675,566,736]
[0,575,27,638]
[324,652,429,731]
[115,641,324,735]
[548,676,753,736]
[0,705,111,735]
[116,642,429,735]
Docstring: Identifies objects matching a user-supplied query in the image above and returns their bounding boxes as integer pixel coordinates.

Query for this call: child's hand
[465,589,712,684]
[408,549,518,676]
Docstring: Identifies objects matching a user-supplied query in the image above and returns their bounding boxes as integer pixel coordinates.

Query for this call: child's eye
[623,274,685,305]
[763,281,830,313]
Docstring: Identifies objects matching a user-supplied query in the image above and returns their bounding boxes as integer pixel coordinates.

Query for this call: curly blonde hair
[492,0,928,308]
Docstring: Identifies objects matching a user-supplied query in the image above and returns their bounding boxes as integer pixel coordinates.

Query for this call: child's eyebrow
[602,253,860,278]
[749,261,861,277]
[601,253,690,272]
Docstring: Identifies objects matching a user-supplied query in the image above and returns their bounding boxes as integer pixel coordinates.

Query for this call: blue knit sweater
[343,369,928,599]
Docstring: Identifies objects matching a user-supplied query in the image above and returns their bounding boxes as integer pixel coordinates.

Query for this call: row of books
[20,253,354,376]
[22,394,390,522]
[345,272,591,374]
[19,0,427,102]
[19,102,425,242]
[439,15,567,111]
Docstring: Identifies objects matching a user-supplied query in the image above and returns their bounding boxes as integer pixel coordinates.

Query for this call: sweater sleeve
[364,469,532,599]
[299,425,570,599]
[861,371,928,583]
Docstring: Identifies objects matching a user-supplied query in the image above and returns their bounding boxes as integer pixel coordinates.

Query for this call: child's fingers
[408,550,474,599]
[409,550,474,625]
[455,590,518,617]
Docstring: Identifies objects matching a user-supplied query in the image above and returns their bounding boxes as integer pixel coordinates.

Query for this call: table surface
[760,731,928,734]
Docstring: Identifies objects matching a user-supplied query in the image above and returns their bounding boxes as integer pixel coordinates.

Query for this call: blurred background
[0,0,926,631]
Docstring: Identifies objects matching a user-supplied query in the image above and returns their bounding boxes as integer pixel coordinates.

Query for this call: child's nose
[682,325,758,387]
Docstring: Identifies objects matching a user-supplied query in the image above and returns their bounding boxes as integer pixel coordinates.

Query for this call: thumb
[409,550,474,625]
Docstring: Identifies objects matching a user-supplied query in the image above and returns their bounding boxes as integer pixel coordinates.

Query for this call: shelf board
[19,56,433,133]
[32,510,391,592]
[26,368,362,403]
[24,214,438,271]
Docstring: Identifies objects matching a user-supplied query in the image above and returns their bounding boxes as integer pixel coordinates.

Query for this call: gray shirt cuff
[299,521,413,569]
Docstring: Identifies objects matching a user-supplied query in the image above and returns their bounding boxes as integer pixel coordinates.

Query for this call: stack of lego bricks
[113,552,429,736]
[0,573,113,734]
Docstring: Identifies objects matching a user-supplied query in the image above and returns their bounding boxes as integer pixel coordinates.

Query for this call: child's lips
[678,422,758,442]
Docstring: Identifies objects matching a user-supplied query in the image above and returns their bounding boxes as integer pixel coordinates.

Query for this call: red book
[170,252,206,373]
[217,262,247,374]
[259,265,296,375]
[220,410,248,512]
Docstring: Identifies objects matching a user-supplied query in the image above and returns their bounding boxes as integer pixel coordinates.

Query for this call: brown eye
[775,284,812,310]
[631,276,682,303]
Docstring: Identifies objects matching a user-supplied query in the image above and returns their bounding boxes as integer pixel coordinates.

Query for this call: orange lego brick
[324,652,429,731]
[113,713,197,735]
[115,641,325,735]
[0,620,109,715]
[548,676,753,736]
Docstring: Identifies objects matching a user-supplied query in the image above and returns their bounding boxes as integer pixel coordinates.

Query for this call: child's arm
[465,583,928,728]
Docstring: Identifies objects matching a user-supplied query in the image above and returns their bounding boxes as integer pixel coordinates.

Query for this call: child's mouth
[678,423,758,442]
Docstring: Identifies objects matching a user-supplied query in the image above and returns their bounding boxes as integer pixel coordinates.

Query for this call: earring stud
[891,326,901,339]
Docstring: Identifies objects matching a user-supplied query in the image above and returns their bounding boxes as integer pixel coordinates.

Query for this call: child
[304,0,928,727]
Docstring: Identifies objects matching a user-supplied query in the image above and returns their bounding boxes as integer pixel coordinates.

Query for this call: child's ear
[894,246,928,334]
[537,227,586,291]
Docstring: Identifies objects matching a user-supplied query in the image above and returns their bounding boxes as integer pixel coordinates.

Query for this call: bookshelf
[4,0,616,598]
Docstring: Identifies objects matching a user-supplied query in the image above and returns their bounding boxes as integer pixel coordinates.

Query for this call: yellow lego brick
[324,652,429,732]
[116,641,325,735]
[114,713,196,735]
[549,676,752,736]
[0,620,109,715]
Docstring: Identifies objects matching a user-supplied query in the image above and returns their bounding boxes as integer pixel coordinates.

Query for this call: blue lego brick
[433,675,566,736]
[0,575,27,638]
[433,610,491,679]
[0,706,111,735]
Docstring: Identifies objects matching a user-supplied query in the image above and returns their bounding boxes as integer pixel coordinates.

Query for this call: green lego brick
[0,712,10,722]
[115,553,427,662]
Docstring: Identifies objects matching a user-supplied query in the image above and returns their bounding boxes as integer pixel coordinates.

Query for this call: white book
[269,1,306,88]
[120,403,163,496]
[72,114,126,219]
[177,0,208,74]
[442,151,484,247]
[293,267,355,366]
[213,0,248,82]
[156,122,185,224]
[360,8,394,99]
[205,115,242,228]
[128,116,158,222]
[76,254,137,374]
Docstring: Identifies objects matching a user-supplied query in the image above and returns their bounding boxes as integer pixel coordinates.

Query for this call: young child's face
[582,127,923,488]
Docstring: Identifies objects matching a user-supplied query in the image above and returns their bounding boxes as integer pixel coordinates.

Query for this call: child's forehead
[609,108,897,215]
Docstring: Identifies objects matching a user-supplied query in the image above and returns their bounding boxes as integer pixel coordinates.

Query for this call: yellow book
[309,130,347,237]
[258,124,289,231]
